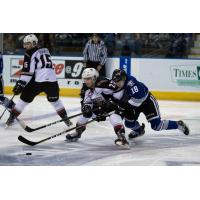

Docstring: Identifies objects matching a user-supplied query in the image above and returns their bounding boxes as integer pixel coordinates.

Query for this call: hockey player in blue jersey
[111,69,189,139]
[0,52,15,113]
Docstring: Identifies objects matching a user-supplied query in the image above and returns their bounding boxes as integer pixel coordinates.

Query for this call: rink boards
[3,86,200,101]
[2,55,200,101]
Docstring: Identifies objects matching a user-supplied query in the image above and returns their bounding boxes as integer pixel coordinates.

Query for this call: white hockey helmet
[82,68,99,81]
[23,34,38,46]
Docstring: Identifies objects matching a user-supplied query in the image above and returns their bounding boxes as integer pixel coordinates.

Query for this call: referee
[83,34,107,77]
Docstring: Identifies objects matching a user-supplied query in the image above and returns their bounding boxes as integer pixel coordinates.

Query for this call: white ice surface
[0,95,200,166]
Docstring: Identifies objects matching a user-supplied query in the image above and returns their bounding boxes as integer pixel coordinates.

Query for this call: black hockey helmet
[112,69,127,82]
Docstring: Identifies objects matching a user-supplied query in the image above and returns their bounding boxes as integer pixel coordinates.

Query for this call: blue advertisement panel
[119,56,131,76]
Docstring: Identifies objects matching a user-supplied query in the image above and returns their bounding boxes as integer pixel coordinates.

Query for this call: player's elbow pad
[128,99,143,107]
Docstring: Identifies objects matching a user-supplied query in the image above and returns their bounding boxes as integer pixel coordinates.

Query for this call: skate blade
[65,138,79,143]
[129,133,145,140]
[115,142,130,150]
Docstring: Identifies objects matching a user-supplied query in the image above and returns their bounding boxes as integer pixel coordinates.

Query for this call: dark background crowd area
[2,33,196,58]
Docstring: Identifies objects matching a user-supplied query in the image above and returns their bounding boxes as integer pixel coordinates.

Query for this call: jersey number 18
[131,86,139,94]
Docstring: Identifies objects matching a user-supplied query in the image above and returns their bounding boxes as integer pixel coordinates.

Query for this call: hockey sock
[109,113,123,127]
[76,123,86,134]
[51,99,67,119]
[150,119,178,131]
[13,99,29,117]
[166,120,178,130]
[0,95,5,103]
[125,119,141,131]
[0,96,15,110]
[114,124,126,139]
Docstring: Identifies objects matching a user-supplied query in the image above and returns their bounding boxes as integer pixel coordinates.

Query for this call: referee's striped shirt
[83,40,107,65]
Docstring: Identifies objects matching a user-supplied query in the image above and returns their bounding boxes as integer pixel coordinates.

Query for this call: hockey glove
[104,99,117,113]
[82,104,93,118]
[13,80,26,95]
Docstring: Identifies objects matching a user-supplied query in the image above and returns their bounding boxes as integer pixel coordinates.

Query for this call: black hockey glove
[93,97,105,108]
[82,104,93,118]
[13,80,26,95]
[94,100,116,122]
[103,99,117,113]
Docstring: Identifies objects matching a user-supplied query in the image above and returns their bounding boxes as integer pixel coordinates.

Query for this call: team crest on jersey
[127,80,134,87]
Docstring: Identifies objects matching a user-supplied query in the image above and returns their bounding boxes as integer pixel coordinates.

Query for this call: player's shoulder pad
[96,78,108,87]
[25,47,39,58]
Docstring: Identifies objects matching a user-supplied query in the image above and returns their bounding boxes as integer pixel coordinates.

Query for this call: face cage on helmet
[113,73,126,82]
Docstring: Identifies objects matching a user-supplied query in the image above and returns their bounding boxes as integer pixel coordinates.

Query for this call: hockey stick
[18,113,111,146]
[0,95,15,120]
[23,112,83,133]
[22,107,101,133]
[19,119,95,146]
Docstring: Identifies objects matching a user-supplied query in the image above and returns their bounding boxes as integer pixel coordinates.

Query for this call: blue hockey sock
[0,95,5,102]
[125,120,141,131]
[166,120,178,130]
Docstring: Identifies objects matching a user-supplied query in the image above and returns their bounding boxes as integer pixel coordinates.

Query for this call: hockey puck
[26,153,32,155]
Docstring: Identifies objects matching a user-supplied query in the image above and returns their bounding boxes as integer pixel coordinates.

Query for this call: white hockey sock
[50,99,67,118]
[14,99,29,114]
[109,113,124,127]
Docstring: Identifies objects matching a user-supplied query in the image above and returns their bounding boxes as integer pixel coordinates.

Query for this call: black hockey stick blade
[24,126,37,132]
[18,135,38,146]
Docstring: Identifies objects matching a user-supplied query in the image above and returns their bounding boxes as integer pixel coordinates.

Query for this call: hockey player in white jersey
[6,34,72,127]
[66,68,129,148]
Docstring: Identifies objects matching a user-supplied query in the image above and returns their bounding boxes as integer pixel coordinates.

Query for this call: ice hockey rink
[0,95,199,166]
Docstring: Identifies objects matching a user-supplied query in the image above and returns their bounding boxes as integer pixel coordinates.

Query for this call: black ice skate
[178,121,189,135]
[128,123,145,139]
[114,126,130,149]
[115,137,130,149]
[5,113,15,128]
[66,131,82,142]
[66,124,86,142]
